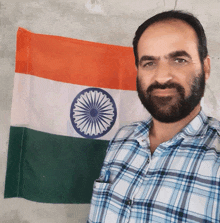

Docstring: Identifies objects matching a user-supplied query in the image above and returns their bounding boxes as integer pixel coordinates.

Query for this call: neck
[149,104,201,153]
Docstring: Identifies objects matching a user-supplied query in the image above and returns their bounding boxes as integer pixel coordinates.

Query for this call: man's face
[136,19,209,123]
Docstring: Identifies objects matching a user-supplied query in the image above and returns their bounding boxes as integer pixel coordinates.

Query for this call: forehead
[137,19,199,58]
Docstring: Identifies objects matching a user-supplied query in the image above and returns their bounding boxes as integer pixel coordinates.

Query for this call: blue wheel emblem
[70,88,117,138]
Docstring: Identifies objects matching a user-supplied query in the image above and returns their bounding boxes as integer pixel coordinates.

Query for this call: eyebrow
[139,50,192,66]
[139,55,159,66]
[166,50,192,60]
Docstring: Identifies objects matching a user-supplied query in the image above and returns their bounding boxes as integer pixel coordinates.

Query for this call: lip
[151,88,177,96]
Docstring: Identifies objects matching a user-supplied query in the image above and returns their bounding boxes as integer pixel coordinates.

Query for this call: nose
[154,61,173,84]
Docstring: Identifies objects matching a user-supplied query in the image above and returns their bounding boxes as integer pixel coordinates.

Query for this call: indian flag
[4,27,149,203]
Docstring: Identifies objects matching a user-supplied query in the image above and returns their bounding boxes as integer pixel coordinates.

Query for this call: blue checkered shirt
[88,110,220,223]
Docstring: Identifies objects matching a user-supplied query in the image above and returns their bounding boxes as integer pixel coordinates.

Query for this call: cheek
[137,73,151,91]
[182,70,201,96]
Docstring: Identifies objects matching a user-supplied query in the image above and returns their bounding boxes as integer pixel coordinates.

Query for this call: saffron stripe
[15,27,137,90]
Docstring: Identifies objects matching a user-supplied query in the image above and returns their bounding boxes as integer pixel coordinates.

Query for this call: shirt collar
[133,109,209,142]
[180,109,208,138]
[133,118,151,147]
[133,117,152,137]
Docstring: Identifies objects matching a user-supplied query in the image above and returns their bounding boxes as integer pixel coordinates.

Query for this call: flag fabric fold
[4,27,149,203]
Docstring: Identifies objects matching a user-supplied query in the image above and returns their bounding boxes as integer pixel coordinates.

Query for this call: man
[88,10,220,223]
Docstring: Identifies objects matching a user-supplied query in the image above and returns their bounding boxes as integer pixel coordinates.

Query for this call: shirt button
[125,199,132,206]
[138,138,147,147]
[141,139,147,145]
[147,159,150,164]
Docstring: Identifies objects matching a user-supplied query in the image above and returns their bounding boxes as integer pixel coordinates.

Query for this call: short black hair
[133,10,208,67]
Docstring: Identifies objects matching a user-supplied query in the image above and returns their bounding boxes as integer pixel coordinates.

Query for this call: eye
[174,58,187,63]
[143,61,155,67]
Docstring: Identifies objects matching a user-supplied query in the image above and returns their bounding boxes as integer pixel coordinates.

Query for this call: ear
[203,55,211,82]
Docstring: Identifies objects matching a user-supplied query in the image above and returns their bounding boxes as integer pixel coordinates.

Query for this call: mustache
[147,81,185,94]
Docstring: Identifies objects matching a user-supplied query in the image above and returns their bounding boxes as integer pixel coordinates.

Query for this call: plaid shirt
[88,110,220,223]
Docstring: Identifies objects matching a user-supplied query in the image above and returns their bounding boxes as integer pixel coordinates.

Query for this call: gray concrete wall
[1,0,220,222]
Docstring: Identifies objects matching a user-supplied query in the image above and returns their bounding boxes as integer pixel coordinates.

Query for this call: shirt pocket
[93,180,112,192]
[90,180,113,206]
[88,181,112,222]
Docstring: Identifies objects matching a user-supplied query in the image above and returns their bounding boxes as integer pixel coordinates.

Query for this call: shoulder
[206,116,220,153]
[103,120,150,163]
[111,120,150,142]
[105,119,150,153]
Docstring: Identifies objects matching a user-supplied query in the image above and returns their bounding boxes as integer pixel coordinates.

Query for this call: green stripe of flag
[4,127,108,203]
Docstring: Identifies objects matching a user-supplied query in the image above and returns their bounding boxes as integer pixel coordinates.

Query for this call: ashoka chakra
[70,88,117,139]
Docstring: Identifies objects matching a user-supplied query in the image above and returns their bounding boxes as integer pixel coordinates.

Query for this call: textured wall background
[1,0,220,222]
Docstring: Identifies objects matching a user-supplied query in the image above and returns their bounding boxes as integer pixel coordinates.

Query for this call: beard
[136,70,205,123]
